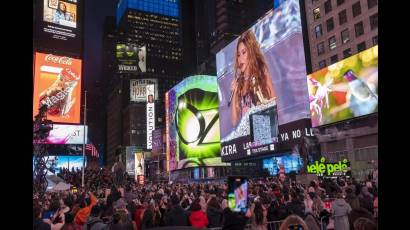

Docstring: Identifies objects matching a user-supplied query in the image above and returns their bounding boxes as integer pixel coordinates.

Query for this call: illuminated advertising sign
[130,79,158,102]
[36,0,83,56]
[146,85,155,150]
[307,157,351,178]
[126,146,139,175]
[152,129,164,154]
[307,46,378,127]
[135,152,145,176]
[117,44,146,73]
[36,124,87,144]
[33,52,82,124]
[166,75,229,170]
[33,155,86,175]
[216,0,310,161]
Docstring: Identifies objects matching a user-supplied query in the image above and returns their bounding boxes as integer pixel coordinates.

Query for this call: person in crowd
[286,192,305,218]
[206,196,223,228]
[304,192,314,215]
[83,205,108,230]
[163,194,189,226]
[75,192,98,226]
[353,217,377,230]
[134,201,147,230]
[250,201,268,230]
[34,205,52,230]
[349,208,375,230]
[141,201,156,229]
[332,192,352,230]
[279,215,309,230]
[358,186,374,214]
[345,187,360,210]
[61,213,81,230]
[221,199,249,230]
[189,199,209,228]
[304,213,320,230]
[110,209,135,230]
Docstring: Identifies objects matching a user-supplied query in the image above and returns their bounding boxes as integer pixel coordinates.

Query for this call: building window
[357,42,366,52]
[370,13,378,30]
[337,0,345,6]
[339,10,347,25]
[326,17,334,32]
[328,36,337,50]
[317,42,325,55]
[355,22,364,37]
[373,36,378,45]
[343,48,352,58]
[319,60,327,69]
[315,24,323,38]
[330,55,338,64]
[367,0,377,9]
[341,29,350,44]
[313,8,321,20]
[324,0,332,14]
[352,2,362,17]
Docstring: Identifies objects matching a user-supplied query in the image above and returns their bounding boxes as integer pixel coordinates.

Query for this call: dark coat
[206,206,223,228]
[222,208,248,230]
[163,205,189,226]
[33,218,51,230]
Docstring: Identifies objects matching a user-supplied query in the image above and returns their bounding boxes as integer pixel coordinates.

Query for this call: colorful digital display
[34,125,87,144]
[33,155,86,175]
[307,45,378,127]
[217,0,310,161]
[36,0,83,56]
[117,44,146,73]
[33,52,82,124]
[130,79,158,102]
[166,75,228,170]
[262,154,304,176]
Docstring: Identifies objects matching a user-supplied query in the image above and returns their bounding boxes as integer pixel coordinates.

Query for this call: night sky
[83,0,117,89]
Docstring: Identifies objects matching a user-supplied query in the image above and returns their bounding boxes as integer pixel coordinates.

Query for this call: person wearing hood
[332,192,352,230]
[304,213,320,230]
[358,186,374,214]
[83,205,108,230]
[189,200,209,228]
[163,194,189,226]
[206,196,223,228]
[344,187,360,210]
[75,192,98,226]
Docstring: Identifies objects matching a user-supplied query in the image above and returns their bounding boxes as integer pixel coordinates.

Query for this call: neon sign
[307,157,350,177]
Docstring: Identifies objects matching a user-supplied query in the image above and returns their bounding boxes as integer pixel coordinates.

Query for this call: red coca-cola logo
[45,54,73,65]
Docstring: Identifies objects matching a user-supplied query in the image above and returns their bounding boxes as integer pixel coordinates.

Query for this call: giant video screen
[36,0,83,56]
[307,45,378,127]
[33,52,82,124]
[217,0,310,162]
[166,75,228,170]
[33,155,86,175]
[33,124,88,144]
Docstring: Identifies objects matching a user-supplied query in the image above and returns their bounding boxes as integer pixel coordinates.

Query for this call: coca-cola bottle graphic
[39,68,80,117]
[344,69,378,101]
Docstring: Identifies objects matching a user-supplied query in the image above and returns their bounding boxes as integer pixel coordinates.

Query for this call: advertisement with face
[33,52,82,124]
[307,45,378,127]
[146,84,155,150]
[36,0,82,56]
[130,79,158,102]
[117,44,146,73]
[166,75,229,170]
[35,124,88,144]
[135,152,145,176]
[217,0,310,161]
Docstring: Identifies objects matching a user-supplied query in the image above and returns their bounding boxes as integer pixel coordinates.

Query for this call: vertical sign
[146,84,155,149]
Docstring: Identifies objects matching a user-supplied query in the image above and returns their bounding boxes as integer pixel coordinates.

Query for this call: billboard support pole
[81,90,87,188]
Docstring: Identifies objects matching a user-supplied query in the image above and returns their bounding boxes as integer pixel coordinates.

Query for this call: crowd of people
[33,167,378,230]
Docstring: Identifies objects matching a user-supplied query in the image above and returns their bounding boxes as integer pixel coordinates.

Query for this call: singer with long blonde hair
[230,30,276,127]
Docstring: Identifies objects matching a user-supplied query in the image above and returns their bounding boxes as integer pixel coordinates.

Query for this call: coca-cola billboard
[33,52,82,124]
[35,0,83,57]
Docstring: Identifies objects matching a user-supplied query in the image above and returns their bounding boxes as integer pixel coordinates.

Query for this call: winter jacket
[33,218,51,230]
[164,205,189,226]
[345,193,360,210]
[141,209,155,229]
[189,210,209,228]
[82,216,108,230]
[222,208,248,230]
[332,199,351,230]
[206,206,223,228]
[286,200,305,218]
[304,214,320,230]
[75,193,98,226]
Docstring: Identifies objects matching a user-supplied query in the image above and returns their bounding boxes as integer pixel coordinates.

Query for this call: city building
[302,0,378,179]
[304,0,378,72]
[105,0,184,173]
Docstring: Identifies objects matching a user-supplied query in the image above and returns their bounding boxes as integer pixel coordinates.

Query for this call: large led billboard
[117,44,146,73]
[35,0,83,56]
[166,75,228,170]
[33,155,86,175]
[307,45,378,127]
[33,124,88,144]
[33,52,82,124]
[216,0,311,162]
